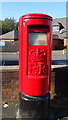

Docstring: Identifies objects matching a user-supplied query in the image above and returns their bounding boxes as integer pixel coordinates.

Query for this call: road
[0,52,18,65]
[0,52,18,61]
[0,52,68,66]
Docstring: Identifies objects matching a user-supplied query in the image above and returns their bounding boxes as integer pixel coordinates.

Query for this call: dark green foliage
[0,18,18,35]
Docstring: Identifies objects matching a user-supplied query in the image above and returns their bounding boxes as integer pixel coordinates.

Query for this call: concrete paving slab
[2,102,68,119]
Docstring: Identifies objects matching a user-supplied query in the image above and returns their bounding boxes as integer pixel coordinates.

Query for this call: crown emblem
[30,48,46,62]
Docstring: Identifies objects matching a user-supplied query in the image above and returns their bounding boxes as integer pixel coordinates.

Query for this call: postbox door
[26,25,50,96]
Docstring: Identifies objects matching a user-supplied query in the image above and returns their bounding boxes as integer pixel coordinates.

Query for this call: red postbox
[18,13,52,119]
[19,13,52,97]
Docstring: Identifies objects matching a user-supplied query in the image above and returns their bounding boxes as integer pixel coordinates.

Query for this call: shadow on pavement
[49,107,68,119]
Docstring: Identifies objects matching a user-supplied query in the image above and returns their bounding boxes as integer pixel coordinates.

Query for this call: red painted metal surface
[19,13,52,96]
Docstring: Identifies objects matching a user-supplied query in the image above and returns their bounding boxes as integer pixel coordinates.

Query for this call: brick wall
[52,39,64,50]
[1,67,68,104]
[1,67,18,103]
[1,68,56,103]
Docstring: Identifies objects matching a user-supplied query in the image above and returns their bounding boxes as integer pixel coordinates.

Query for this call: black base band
[17,93,50,119]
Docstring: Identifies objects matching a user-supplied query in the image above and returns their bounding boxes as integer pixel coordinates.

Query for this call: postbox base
[17,92,50,119]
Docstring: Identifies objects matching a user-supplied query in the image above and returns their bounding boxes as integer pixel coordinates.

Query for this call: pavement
[2,101,68,120]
